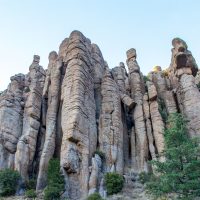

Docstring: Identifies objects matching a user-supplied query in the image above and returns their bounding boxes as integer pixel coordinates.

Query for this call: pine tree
[146,113,200,199]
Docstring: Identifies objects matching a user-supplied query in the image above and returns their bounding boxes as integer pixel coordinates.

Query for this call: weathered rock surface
[147,81,165,157]
[60,31,97,199]
[169,38,200,137]
[36,51,62,190]
[15,55,45,182]
[88,154,102,195]
[99,69,124,174]
[0,74,25,169]
[0,32,199,199]
[126,48,148,172]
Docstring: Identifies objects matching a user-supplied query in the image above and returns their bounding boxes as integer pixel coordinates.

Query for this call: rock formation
[15,55,45,182]
[0,73,25,169]
[0,31,199,199]
[126,48,148,172]
[99,68,124,174]
[36,51,62,190]
[60,31,98,199]
[169,38,200,137]
[146,81,165,158]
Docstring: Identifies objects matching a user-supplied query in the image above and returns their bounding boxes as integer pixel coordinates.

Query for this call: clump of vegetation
[25,189,37,198]
[0,169,20,197]
[44,158,65,200]
[196,82,200,90]
[143,75,150,83]
[87,192,104,200]
[104,172,124,195]
[93,149,105,161]
[158,98,168,123]
[152,66,162,72]
[26,177,36,190]
[24,86,30,93]
[44,185,64,200]
[162,69,169,77]
[25,177,37,199]
[138,172,152,184]
[145,113,200,199]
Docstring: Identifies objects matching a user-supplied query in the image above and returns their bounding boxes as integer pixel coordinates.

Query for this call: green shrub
[26,177,36,190]
[87,192,104,200]
[0,169,20,196]
[44,158,65,200]
[47,159,64,186]
[44,185,62,200]
[25,189,37,198]
[93,150,105,161]
[143,75,150,83]
[139,172,152,184]
[104,172,124,195]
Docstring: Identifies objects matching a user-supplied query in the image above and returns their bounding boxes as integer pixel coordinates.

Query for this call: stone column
[0,74,25,169]
[99,69,124,174]
[126,48,148,172]
[147,81,165,157]
[60,31,97,199]
[170,38,200,137]
[15,55,45,182]
[37,51,62,190]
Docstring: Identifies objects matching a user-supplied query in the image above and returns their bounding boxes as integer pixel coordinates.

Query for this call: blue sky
[0,0,200,90]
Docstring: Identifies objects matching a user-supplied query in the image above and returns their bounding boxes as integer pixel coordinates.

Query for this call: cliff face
[0,31,199,199]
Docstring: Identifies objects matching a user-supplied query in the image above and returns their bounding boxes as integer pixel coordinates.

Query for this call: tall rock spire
[170,38,200,137]
[126,48,148,172]
[15,55,45,182]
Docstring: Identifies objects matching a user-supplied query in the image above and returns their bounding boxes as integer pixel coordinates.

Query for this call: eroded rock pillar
[170,38,200,137]
[61,31,97,199]
[0,74,25,169]
[15,55,45,182]
[99,69,124,174]
[37,51,62,190]
[126,48,148,172]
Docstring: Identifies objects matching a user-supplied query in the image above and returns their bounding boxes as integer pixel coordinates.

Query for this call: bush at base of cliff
[25,189,37,198]
[87,192,104,200]
[0,169,20,197]
[104,172,124,195]
[26,177,37,190]
[139,172,152,184]
[44,185,63,200]
[44,158,65,200]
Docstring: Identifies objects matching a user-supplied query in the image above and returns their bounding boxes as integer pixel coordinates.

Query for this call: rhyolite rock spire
[0,31,199,199]
[0,73,25,169]
[169,38,200,137]
[15,55,45,182]
[36,51,62,190]
[60,31,97,199]
[126,48,148,172]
